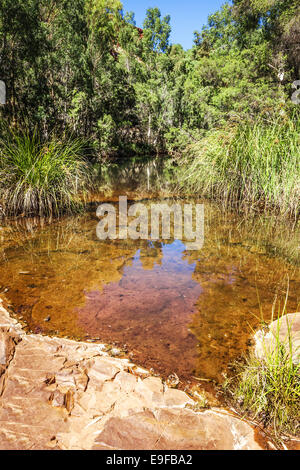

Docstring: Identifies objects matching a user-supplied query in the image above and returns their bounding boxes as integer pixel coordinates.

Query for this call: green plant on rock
[224,308,300,438]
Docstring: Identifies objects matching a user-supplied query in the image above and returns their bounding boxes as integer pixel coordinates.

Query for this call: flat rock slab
[93,409,262,450]
[0,302,263,450]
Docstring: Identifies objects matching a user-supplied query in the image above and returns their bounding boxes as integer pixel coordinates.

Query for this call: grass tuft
[175,114,300,219]
[0,132,91,217]
[224,307,300,438]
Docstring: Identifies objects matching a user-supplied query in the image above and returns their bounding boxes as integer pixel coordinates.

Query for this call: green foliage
[232,0,300,77]
[0,132,90,216]
[1,0,297,151]
[227,346,300,437]
[0,0,136,150]
[174,113,300,218]
[189,3,289,129]
[0,0,299,217]
[142,7,171,53]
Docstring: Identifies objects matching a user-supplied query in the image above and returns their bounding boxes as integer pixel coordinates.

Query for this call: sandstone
[254,312,300,364]
[163,388,194,408]
[92,408,262,450]
[142,376,164,394]
[113,370,138,392]
[0,302,265,450]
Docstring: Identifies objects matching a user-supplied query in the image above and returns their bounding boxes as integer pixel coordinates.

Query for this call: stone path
[0,301,265,450]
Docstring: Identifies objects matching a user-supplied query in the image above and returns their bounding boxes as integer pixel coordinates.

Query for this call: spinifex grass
[0,132,90,217]
[177,114,300,219]
[224,303,300,438]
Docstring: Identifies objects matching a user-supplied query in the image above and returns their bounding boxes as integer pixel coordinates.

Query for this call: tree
[233,0,300,77]
[142,7,171,53]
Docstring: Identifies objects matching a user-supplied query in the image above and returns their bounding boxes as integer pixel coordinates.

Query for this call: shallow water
[0,199,299,386]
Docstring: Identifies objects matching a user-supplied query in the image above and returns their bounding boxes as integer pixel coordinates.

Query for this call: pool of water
[0,199,299,386]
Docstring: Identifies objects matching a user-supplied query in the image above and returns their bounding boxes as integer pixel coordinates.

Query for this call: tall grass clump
[0,132,91,217]
[224,308,300,438]
[177,113,300,219]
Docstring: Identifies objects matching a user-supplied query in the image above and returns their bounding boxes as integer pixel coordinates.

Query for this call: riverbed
[0,194,299,387]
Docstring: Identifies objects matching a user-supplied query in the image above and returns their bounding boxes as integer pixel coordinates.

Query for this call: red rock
[0,302,266,450]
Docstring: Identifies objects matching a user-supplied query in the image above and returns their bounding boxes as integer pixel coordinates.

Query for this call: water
[0,198,299,388]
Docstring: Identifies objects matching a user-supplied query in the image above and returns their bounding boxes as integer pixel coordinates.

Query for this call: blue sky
[122,0,228,50]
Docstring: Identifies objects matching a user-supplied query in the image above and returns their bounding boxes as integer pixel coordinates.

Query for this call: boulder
[254,313,300,364]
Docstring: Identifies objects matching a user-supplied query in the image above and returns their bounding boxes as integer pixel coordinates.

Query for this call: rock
[254,312,300,364]
[0,328,20,395]
[0,302,266,450]
[109,347,122,357]
[163,388,194,408]
[141,376,163,394]
[166,372,180,387]
[92,409,263,450]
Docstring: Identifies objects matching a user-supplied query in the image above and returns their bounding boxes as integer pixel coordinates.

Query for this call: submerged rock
[0,300,266,450]
[109,347,122,357]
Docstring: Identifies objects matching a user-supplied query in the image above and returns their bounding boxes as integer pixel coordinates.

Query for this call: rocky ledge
[0,300,268,450]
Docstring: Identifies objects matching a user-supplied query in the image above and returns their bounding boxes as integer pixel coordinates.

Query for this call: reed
[176,114,300,219]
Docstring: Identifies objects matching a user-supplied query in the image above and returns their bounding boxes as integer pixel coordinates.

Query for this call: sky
[122,0,227,50]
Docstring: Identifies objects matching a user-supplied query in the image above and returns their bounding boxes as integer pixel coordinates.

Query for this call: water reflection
[0,202,299,385]
[78,240,203,379]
